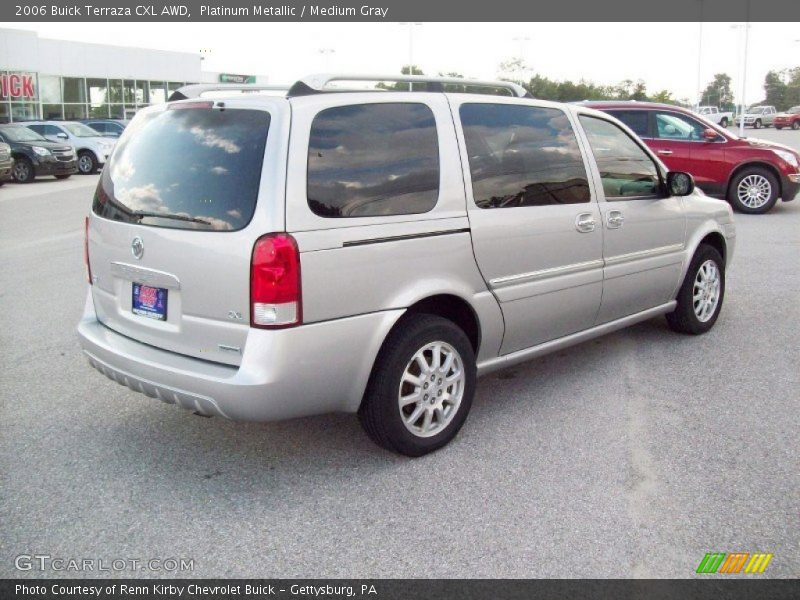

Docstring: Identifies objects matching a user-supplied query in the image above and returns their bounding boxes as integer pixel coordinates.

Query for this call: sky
[5,22,799,104]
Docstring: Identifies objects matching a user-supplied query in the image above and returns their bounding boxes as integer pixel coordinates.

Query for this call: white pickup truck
[734,105,778,129]
[695,106,733,127]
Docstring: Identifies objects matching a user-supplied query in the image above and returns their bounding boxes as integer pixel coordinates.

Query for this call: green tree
[700,73,734,109]
[650,89,676,104]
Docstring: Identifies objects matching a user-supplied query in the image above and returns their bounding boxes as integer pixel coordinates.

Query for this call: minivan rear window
[93,106,270,231]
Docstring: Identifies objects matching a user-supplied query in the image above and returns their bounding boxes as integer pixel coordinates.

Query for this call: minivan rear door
[87,97,289,366]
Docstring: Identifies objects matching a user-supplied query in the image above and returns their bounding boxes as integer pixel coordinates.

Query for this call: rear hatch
[87,101,273,366]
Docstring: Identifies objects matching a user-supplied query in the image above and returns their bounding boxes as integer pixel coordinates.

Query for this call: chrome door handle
[575,213,596,233]
[657,149,673,155]
[606,210,624,229]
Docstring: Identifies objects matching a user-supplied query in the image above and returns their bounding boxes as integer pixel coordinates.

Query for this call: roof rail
[287,74,531,98]
[167,83,290,101]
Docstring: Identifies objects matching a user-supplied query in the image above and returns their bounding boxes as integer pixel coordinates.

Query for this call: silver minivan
[78,75,736,456]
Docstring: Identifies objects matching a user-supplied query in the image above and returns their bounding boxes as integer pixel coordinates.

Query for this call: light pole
[695,1,704,107]
[399,22,422,89]
[318,48,335,72]
[731,20,751,137]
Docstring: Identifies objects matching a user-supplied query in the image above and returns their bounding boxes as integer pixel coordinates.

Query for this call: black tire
[359,314,476,457]
[792,121,800,130]
[77,151,98,174]
[720,117,729,127]
[54,174,71,180]
[775,126,783,130]
[12,157,34,183]
[727,167,779,214]
[753,119,762,129]
[666,244,725,335]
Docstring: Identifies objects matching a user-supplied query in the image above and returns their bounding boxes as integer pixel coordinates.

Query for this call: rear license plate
[132,283,168,321]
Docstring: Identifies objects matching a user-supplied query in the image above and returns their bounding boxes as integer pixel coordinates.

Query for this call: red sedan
[583,101,800,214]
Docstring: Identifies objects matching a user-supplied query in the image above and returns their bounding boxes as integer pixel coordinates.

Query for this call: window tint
[93,107,270,231]
[654,111,709,141]
[460,103,590,208]
[307,103,439,218]
[607,110,649,137]
[579,116,661,199]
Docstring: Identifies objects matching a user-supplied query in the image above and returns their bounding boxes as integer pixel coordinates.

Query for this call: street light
[513,35,531,62]
[731,20,751,137]
[318,48,335,71]
[399,22,422,89]
[695,1,704,107]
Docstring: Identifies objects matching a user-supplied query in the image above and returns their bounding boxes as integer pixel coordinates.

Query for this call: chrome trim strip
[342,227,470,248]
[110,262,181,290]
[603,243,684,266]
[489,259,604,288]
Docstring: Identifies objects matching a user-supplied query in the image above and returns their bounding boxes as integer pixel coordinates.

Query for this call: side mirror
[702,128,718,141]
[56,132,68,140]
[667,171,695,197]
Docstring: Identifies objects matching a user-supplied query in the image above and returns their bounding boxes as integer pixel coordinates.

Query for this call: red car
[583,101,800,214]
[774,106,800,130]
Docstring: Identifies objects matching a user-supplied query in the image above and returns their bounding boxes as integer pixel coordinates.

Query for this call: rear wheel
[359,314,476,456]
[792,121,800,130]
[55,174,71,180]
[666,244,725,335]
[727,167,779,214]
[775,126,783,130]
[12,157,34,183]
[77,151,97,174]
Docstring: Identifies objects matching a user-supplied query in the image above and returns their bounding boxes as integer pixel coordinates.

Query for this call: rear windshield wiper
[131,211,211,225]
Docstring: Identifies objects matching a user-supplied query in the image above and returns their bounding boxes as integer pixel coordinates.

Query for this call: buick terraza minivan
[78,75,736,456]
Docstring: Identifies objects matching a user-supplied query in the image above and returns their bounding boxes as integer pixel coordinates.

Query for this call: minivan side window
[459,103,590,208]
[579,115,661,200]
[307,103,440,218]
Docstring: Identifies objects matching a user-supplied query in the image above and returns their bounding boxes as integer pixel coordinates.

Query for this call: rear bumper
[77,292,403,421]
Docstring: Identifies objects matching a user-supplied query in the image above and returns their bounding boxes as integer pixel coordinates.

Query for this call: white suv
[26,121,116,174]
[77,75,736,456]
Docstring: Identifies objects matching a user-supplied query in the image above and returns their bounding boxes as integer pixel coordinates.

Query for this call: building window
[62,77,86,103]
[87,78,109,117]
[63,104,87,120]
[149,81,166,104]
[0,102,9,124]
[123,79,136,105]
[10,102,38,121]
[42,104,63,119]
[108,105,124,118]
[39,75,62,104]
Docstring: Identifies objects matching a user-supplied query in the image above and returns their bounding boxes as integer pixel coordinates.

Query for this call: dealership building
[0,28,269,123]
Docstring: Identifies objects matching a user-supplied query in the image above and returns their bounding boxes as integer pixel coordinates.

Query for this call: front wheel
[720,117,729,127]
[753,119,762,129]
[727,167,779,214]
[54,174,71,180]
[666,244,725,335]
[792,121,800,130]
[775,126,783,130]
[359,315,476,456]
[12,157,34,183]
[77,151,97,174]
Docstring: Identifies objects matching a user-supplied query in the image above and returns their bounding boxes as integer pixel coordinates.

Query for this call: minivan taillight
[250,233,301,328]
[84,216,92,285]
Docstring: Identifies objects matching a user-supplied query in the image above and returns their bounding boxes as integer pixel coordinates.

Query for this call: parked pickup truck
[734,105,777,129]
[696,106,732,127]
[774,106,800,130]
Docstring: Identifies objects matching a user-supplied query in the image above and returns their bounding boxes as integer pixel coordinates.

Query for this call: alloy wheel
[736,174,772,209]
[78,155,93,174]
[693,260,721,323]
[398,341,465,438]
[13,161,30,182]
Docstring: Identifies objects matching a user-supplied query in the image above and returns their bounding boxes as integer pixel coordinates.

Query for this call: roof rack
[167,83,290,101]
[287,74,531,98]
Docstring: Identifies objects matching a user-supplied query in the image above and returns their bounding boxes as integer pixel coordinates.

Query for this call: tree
[763,70,787,109]
[700,73,734,109]
[650,89,676,104]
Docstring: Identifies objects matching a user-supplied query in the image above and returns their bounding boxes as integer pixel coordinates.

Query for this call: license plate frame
[132,283,168,321]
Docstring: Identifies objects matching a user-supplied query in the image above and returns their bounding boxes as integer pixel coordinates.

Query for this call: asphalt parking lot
[1,128,798,579]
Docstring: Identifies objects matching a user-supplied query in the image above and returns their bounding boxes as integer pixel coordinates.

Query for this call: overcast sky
[5,22,799,103]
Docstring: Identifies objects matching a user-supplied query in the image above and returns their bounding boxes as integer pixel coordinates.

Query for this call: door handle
[657,149,673,155]
[606,210,624,229]
[575,213,596,233]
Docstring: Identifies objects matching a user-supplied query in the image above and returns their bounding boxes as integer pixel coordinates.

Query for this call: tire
[753,119,762,129]
[77,151,97,174]
[720,117,728,127]
[666,244,725,335]
[54,174,71,180]
[12,157,34,183]
[775,126,783,130]
[358,314,476,456]
[727,167,779,214]
[792,121,800,130]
